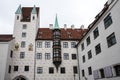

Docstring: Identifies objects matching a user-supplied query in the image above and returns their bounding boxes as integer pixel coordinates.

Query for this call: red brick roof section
[21,7,39,22]
[0,35,13,42]
[36,28,87,40]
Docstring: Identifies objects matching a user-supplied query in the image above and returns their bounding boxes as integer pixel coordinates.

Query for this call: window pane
[86,36,91,46]
[37,41,42,48]
[71,42,76,48]
[49,67,54,74]
[37,67,43,74]
[73,66,78,73]
[14,66,18,71]
[72,54,77,59]
[23,24,27,29]
[104,13,113,29]
[37,53,42,59]
[107,32,116,47]
[61,67,65,73]
[93,27,99,39]
[21,41,26,48]
[64,53,69,60]
[24,66,29,71]
[63,42,68,48]
[45,53,51,60]
[20,52,25,59]
[45,42,50,48]
[88,50,92,59]
[81,43,84,51]
[95,43,101,55]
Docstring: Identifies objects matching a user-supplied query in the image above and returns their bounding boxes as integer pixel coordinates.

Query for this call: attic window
[67,32,71,34]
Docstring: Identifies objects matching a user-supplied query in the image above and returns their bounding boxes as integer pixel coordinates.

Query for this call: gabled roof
[36,28,87,40]
[31,5,37,14]
[0,35,13,42]
[21,7,39,22]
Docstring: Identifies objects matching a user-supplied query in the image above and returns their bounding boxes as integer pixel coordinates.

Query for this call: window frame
[93,27,99,39]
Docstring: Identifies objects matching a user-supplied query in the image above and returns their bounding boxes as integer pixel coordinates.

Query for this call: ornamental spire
[31,5,37,14]
[54,14,59,29]
[15,5,22,14]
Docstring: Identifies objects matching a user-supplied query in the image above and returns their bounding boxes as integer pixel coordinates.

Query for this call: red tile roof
[0,35,13,42]
[21,7,39,22]
[36,28,87,40]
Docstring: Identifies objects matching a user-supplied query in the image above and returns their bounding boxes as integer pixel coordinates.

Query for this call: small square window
[22,32,26,37]
[37,53,42,59]
[21,41,26,48]
[37,67,43,74]
[24,66,29,71]
[71,42,76,48]
[45,42,50,48]
[45,53,51,60]
[23,24,27,29]
[64,53,69,60]
[63,42,68,48]
[49,67,54,74]
[14,66,18,71]
[107,32,116,47]
[20,52,25,59]
[72,54,77,59]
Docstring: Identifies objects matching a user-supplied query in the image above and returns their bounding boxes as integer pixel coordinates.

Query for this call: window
[49,67,54,74]
[81,43,84,51]
[24,66,29,71]
[71,42,76,48]
[33,16,35,20]
[93,27,99,39]
[20,52,25,59]
[17,16,19,20]
[114,65,120,76]
[8,65,11,73]
[86,36,91,46]
[64,53,69,60]
[23,24,27,29]
[95,43,101,55]
[37,53,42,59]
[14,66,18,71]
[72,54,77,59]
[100,69,105,78]
[82,55,85,63]
[22,32,26,37]
[37,67,43,74]
[10,50,13,58]
[21,41,26,48]
[88,67,92,75]
[104,13,112,29]
[61,67,65,73]
[63,42,68,48]
[37,41,42,48]
[82,69,85,77]
[45,53,51,60]
[73,66,78,74]
[107,32,116,47]
[88,50,92,59]
[45,42,50,48]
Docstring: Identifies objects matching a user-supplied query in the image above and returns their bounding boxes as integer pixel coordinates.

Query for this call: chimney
[49,24,53,29]
[71,24,75,29]
[80,25,84,29]
[64,24,67,30]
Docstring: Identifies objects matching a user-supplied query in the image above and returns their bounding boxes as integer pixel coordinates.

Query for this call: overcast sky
[0,0,108,34]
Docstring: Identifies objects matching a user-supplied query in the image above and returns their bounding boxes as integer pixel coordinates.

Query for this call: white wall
[78,0,120,80]
[0,42,9,80]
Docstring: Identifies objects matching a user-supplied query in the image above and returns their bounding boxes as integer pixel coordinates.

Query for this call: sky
[0,0,108,34]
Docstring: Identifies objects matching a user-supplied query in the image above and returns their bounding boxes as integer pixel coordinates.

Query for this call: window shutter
[104,66,113,78]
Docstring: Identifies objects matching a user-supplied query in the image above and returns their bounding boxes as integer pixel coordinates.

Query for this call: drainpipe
[76,46,81,80]
[34,41,37,80]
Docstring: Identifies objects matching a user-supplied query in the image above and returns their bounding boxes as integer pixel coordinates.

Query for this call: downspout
[34,41,37,80]
[76,45,81,80]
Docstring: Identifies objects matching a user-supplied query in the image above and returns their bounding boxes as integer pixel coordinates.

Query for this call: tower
[52,15,62,71]
[12,5,39,80]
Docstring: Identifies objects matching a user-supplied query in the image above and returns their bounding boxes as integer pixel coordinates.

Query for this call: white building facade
[77,0,120,80]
